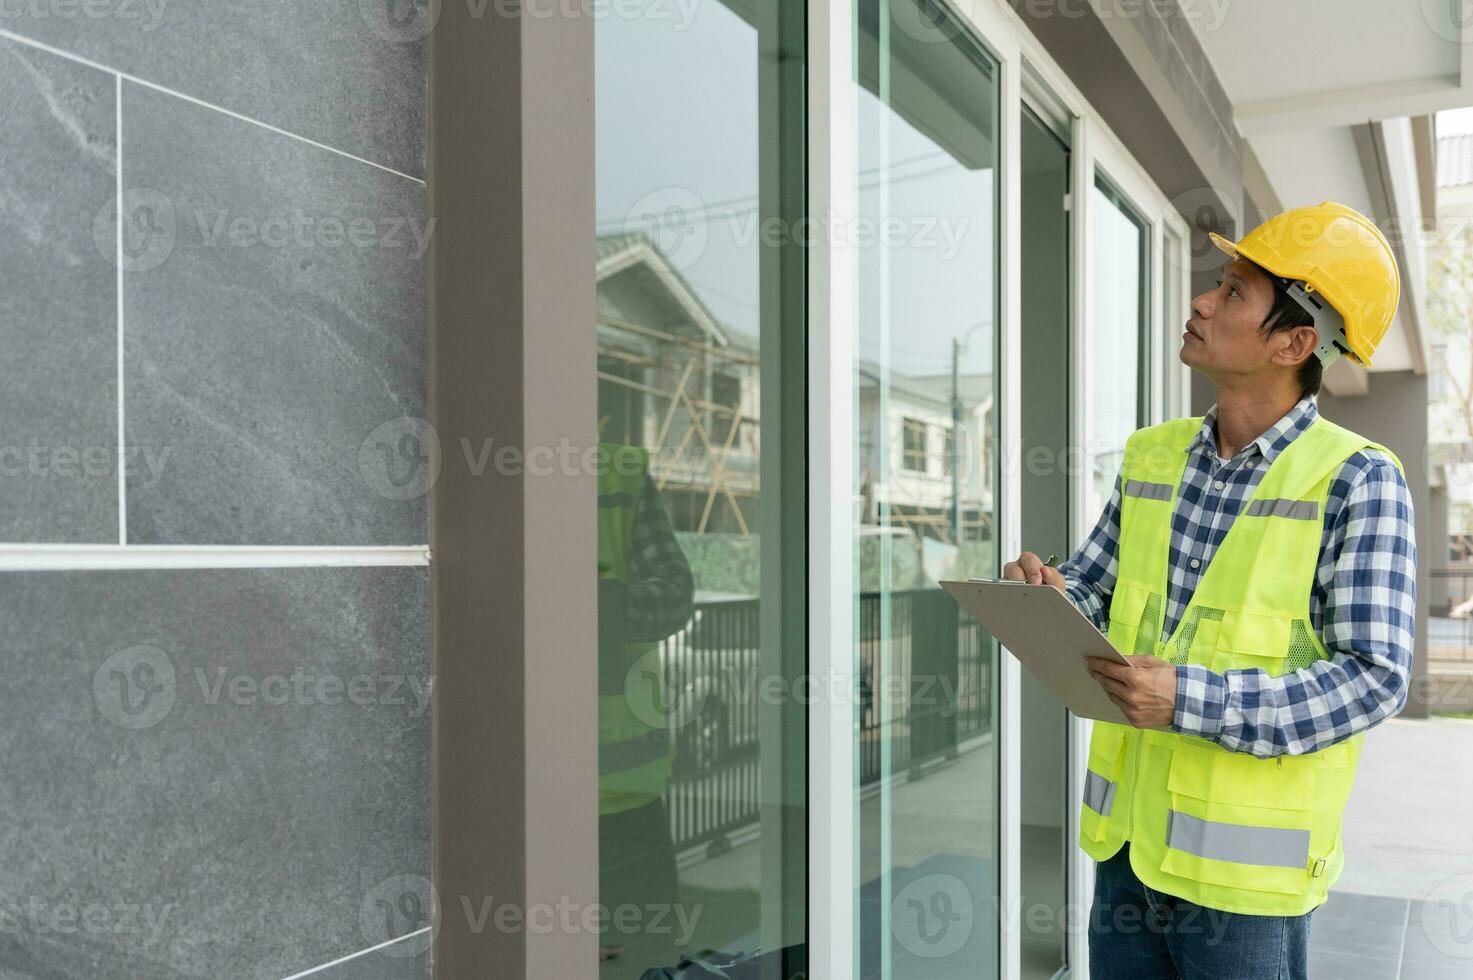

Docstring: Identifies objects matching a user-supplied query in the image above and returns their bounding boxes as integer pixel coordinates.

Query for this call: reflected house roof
[596,232,762,513]
[596,231,732,348]
[597,233,988,412]
[901,371,993,412]
[856,361,993,414]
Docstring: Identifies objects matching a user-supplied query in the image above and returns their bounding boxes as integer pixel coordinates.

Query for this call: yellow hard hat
[1207,201,1399,368]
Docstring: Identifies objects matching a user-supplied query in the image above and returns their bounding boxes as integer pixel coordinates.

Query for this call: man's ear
[1273,325,1320,368]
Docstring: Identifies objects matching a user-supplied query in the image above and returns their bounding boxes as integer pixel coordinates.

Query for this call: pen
[1044,554,1058,567]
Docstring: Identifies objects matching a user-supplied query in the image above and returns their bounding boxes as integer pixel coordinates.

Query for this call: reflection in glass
[1088,178,1148,517]
[594,2,805,978]
[1019,103,1070,980]
[855,0,1000,975]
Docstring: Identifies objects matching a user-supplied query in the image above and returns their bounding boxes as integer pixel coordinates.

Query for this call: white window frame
[807,1,1189,978]
[1161,222,1194,421]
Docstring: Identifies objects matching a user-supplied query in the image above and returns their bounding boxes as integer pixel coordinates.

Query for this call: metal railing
[661,590,993,856]
[1429,567,1473,664]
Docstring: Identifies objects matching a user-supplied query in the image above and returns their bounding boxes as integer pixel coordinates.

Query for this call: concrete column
[1319,371,1432,720]
[429,3,598,975]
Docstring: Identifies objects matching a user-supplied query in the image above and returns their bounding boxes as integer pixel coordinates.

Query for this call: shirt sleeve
[624,473,696,643]
[1172,452,1417,757]
[1056,471,1124,632]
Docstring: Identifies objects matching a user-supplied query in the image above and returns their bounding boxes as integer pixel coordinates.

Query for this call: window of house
[902,416,928,472]
[710,370,743,447]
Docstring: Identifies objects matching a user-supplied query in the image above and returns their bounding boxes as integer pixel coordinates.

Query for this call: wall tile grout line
[115,73,126,546]
[0,26,424,186]
[276,927,431,980]
[0,545,431,571]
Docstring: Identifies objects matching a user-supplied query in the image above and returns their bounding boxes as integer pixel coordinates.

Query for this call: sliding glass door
[593,2,806,976]
[854,1,1001,975]
[1019,101,1071,980]
[1086,175,1150,517]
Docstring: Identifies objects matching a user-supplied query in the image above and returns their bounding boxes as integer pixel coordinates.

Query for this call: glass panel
[594,1,805,976]
[1089,176,1149,517]
[855,0,1000,975]
[1018,103,1070,980]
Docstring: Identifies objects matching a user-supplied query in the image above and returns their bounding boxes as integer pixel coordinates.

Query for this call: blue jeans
[1088,843,1313,980]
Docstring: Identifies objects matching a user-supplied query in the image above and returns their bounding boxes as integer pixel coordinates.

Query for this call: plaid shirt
[1059,395,1417,758]
[625,474,695,642]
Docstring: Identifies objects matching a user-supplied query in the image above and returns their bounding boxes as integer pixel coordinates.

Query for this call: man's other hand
[1085,655,1176,729]
[1002,551,1066,592]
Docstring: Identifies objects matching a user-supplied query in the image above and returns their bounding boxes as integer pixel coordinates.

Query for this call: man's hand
[1085,655,1177,729]
[1002,551,1065,591]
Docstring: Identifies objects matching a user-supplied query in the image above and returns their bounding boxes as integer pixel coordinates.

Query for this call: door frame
[806,0,1191,977]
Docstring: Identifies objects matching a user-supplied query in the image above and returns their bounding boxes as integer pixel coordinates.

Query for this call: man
[1003,201,1417,979]
[595,439,695,966]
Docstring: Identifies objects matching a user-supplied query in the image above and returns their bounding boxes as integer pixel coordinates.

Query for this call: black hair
[1243,260,1322,399]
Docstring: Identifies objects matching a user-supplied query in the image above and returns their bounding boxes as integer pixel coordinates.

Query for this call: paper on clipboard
[939,578,1135,725]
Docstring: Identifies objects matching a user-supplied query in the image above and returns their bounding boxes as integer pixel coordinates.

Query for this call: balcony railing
[1429,567,1473,664]
[660,589,993,857]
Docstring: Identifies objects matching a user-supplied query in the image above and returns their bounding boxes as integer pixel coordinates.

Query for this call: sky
[1440,107,1473,136]
[594,4,997,380]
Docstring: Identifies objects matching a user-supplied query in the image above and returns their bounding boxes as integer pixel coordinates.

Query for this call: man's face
[1180,258,1275,377]
[1180,258,1314,383]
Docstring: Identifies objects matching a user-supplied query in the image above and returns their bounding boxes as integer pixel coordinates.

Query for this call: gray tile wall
[0,0,426,177]
[0,4,429,976]
[0,567,431,979]
[121,81,427,546]
[0,42,118,543]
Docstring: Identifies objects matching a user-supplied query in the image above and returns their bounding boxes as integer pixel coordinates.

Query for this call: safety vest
[1078,414,1403,915]
[597,443,677,816]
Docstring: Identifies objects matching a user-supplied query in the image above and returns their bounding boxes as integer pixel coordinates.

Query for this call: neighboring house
[1432,133,1473,562]
[598,232,995,545]
[855,365,994,545]
[596,232,760,534]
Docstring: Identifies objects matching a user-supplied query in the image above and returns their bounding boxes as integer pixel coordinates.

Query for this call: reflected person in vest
[1004,202,1416,980]
[596,440,695,966]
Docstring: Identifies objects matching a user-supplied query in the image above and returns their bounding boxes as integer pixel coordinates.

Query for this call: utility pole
[951,336,962,543]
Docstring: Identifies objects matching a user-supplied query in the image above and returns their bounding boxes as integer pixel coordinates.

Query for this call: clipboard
[939,578,1136,725]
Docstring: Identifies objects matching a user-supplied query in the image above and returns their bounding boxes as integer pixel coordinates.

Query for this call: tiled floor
[648,717,1473,978]
[1308,892,1473,980]
[1308,715,1473,979]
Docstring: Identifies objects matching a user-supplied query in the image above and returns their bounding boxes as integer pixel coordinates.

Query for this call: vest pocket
[1160,741,1314,896]
[1208,609,1291,676]
[1106,581,1151,656]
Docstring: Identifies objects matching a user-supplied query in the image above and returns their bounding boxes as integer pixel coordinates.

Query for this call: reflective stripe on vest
[1079,414,1406,915]
[1165,810,1311,870]
[1123,479,1173,501]
[1084,770,1118,817]
[1243,497,1319,520]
